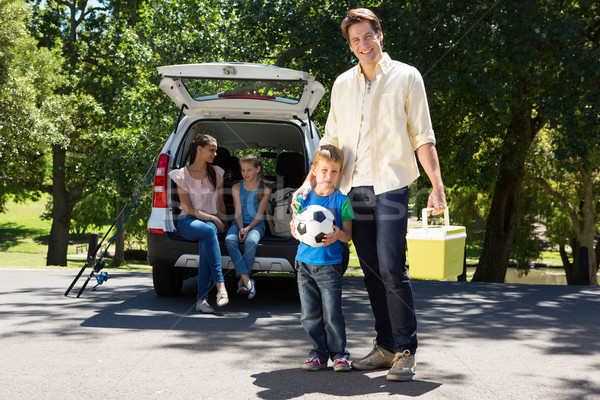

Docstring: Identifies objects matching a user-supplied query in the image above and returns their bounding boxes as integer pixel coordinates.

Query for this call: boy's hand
[321,225,342,246]
[289,218,298,240]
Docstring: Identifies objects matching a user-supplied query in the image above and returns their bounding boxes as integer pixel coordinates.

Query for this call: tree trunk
[562,239,580,285]
[472,165,523,282]
[472,101,542,283]
[47,145,71,266]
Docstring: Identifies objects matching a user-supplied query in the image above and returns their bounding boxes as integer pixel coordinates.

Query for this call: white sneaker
[196,301,214,314]
[216,292,229,307]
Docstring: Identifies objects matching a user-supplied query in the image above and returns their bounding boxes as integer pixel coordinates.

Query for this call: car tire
[152,265,183,296]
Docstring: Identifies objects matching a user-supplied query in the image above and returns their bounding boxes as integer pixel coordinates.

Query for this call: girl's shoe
[196,301,214,314]
[247,279,256,300]
[216,292,229,307]
[237,285,248,295]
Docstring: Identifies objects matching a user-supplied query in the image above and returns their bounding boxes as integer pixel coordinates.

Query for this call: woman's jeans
[296,261,349,362]
[348,186,418,355]
[224,224,265,277]
[177,215,224,301]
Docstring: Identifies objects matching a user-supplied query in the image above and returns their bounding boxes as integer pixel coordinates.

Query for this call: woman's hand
[213,216,226,233]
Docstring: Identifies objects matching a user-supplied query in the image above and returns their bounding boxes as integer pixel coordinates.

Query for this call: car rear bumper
[147,231,298,273]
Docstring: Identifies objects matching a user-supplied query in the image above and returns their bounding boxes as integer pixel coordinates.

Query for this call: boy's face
[311,158,341,190]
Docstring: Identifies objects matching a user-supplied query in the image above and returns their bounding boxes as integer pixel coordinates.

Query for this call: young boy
[290,144,354,372]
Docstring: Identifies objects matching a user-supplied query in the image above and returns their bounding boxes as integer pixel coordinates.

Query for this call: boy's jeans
[177,215,224,301]
[296,261,349,362]
[348,186,418,355]
[224,224,265,277]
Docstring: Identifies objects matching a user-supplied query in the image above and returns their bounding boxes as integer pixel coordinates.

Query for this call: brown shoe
[351,340,395,370]
[386,350,416,382]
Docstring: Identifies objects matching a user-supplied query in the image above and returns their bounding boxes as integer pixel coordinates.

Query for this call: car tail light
[148,228,165,235]
[153,153,170,208]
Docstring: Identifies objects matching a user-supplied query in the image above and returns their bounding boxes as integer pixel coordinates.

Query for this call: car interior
[169,119,308,239]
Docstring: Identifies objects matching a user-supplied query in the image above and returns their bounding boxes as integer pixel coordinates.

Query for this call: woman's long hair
[240,153,266,202]
[189,134,217,189]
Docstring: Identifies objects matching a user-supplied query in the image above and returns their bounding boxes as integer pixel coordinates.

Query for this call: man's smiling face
[347,20,384,71]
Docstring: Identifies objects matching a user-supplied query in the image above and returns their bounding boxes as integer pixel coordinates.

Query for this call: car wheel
[152,265,183,296]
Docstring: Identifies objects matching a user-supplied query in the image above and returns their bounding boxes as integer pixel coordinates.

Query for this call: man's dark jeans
[348,186,417,354]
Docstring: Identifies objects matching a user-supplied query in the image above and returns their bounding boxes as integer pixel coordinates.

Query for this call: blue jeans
[177,215,224,301]
[348,186,417,354]
[296,261,349,361]
[224,223,265,277]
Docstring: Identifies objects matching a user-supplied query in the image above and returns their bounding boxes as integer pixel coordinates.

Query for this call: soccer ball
[294,204,335,247]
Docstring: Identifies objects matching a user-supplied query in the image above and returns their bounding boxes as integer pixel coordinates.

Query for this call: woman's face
[197,141,218,164]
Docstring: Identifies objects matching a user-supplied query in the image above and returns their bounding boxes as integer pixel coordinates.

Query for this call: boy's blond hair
[312,144,344,170]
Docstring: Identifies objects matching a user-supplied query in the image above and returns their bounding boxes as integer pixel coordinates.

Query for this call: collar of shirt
[356,52,392,79]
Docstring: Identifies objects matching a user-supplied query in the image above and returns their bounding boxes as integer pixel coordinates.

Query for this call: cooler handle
[422,207,450,230]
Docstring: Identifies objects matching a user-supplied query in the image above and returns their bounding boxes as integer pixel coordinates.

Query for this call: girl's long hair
[240,153,266,202]
[188,134,217,189]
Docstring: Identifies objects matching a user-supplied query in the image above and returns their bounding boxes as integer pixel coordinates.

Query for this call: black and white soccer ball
[294,204,335,247]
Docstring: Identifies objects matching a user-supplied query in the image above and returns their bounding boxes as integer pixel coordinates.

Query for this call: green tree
[379,1,597,282]
[530,126,599,285]
[0,0,61,212]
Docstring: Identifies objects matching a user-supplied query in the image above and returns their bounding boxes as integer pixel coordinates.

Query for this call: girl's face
[241,161,260,182]
[197,141,218,164]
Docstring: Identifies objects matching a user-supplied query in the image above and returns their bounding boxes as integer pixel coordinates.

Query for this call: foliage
[2,1,597,281]
[0,0,62,211]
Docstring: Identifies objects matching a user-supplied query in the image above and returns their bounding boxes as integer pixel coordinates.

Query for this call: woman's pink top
[169,165,224,216]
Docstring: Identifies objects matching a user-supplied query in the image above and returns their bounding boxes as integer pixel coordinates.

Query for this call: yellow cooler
[406,208,467,280]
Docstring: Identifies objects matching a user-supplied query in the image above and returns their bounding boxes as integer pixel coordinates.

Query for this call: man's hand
[427,187,447,216]
[291,181,312,211]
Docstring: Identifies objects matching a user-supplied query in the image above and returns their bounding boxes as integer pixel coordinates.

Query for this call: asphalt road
[1,268,599,399]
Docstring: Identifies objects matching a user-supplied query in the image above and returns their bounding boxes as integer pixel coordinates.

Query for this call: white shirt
[321,53,436,195]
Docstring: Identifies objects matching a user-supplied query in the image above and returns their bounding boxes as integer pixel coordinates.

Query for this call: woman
[168,134,229,313]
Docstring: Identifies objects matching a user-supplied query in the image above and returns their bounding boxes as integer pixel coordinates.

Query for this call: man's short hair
[313,145,344,170]
[341,8,382,41]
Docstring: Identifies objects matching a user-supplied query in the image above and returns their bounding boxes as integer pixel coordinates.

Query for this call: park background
[0,0,598,286]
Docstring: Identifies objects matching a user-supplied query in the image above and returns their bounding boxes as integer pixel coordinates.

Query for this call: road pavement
[1,268,599,399]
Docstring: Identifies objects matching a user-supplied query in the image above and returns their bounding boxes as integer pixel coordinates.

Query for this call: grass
[0,196,150,270]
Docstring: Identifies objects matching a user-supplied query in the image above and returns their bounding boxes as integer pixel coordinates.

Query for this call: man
[295,8,446,381]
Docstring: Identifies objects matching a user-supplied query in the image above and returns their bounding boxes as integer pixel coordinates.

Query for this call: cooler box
[406,208,467,280]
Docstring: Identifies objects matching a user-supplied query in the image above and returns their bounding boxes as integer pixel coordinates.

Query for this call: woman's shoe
[216,292,229,307]
[237,285,248,295]
[248,279,256,300]
[196,301,214,314]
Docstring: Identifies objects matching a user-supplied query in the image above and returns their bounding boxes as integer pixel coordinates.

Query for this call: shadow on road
[251,368,441,399]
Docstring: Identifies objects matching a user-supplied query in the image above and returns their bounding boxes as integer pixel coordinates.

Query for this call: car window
[181,78,305,104]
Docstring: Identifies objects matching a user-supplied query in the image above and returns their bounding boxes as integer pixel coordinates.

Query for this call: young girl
[168,134,229,314]
[224,153,271,299]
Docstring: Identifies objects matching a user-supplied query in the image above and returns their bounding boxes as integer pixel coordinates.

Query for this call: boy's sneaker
[386,350,416,382]
[333,357,351,372]
[351,340,395,370]
[301,357,327,371]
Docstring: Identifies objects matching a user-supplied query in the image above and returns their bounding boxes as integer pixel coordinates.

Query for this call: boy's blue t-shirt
[295,189,354,266]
